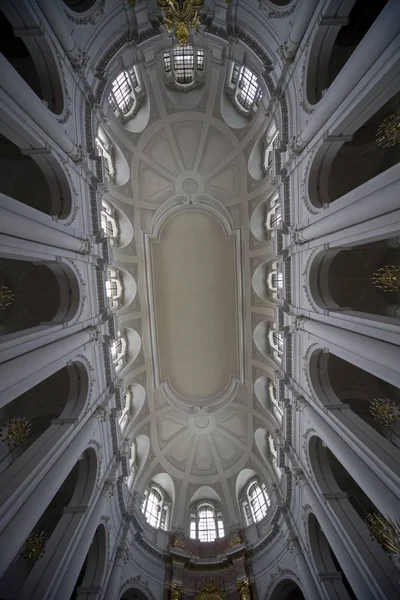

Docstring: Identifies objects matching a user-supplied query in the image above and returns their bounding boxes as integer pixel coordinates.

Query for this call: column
[299,317,400,388]
[282,0,319,59]
[299,395,400,517]
[0,54,81,161]
[0,194,87,252]
[285,535,321,600]
[0,327,99,408]
[297,165,400,242]
[37,0,77,55]
[52,482,115,600]
[301,476,399,600]
[297,0,400,147]
[103,547,130,600]
[0,408,106,578]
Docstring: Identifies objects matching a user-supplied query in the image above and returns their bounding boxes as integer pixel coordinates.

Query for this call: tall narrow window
[141,484,170,530]
[144,488,162,528]
[242,479,271,526]
[101,201,119,243]
[106,267,123,309]
[95,129,115,182]
[111,330,127,372]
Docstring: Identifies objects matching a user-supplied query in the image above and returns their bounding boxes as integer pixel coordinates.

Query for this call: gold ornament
[365,513,400,555]
[0,285,14,309]
[1,417,31,447]
[237,579,251,600]
[196,579,225,600]
[21,530,49,562]
[228,531,241,548]
[376,108,400,147]
[172,534,185,549]
[170,583,184,600]
[371,265,400,292]
[369,398,399,428]
[158,0,203,46]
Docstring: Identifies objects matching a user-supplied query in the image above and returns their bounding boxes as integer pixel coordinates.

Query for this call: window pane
[198,505,216,542]
[108,71,134,114]
[196,48,204,71]
[248,482,268,523]
[145,489,162,528]
[173,45,194,84]
[237,66,262,110]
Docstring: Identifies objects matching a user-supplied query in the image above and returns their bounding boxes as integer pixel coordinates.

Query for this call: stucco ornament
[196,579,225,600]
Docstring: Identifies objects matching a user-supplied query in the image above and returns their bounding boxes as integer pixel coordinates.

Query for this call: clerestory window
[111,330,127,372]
[108,66,142,119]
[189,502,225,542]
[106,267,123,310]
[242,478,270,526]
[230,64,263,114]
[163,45,205,87]
[101,201,119,243]
[141,484,170,530]
[95,128,115,183]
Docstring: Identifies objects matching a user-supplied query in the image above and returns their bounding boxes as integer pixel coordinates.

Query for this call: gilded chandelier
[376,107,400,147]
[365,513,400,555]
[158,0,203,46]
[21,530,49,562]
[1,417,31,447]
[0,284,14,310]
[369,398,399,428]
[371,265,400,292]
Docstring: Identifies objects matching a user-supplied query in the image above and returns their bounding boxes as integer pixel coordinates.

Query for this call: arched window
[266,262,283,302]
[111,330,127,372]
[141,483,170,530]
[163,45,204,87]
[189,502,225,542]
[119,386,132,430]
[269,381,283,421]
[263,125,279,174]
[268,329,284,363]
[101,201,119,243]
[95,129,115,183]
[106,267,123,309]
[268,433,280,477]
[242,479,270,525]
[108,67,142,119]
[228,63,263,114]
[264,196,281,234]
[128,439,137,471]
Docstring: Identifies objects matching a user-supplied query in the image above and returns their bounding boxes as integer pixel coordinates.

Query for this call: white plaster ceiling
[121,62,276,521]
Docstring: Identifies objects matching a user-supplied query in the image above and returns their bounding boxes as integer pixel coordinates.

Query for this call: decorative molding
[301,150,320,215]
[264,567,302,600]
[64,0,106,25]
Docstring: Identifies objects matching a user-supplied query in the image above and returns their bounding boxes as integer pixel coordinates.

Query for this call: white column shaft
[303,400,400,517]
[0,55,79,159]
[299,164,400,242]
[0,328,95,408]
[0,412,101,577]
[299,0,400,145]
[301,318,400,388]
[53,487,110,600]
[0,194,85,252]
[286,0,319,56]
[38,0,76,54]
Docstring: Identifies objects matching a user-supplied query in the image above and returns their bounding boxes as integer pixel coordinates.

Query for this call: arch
[306,0,388,106]
[151,473,175,507]
[134,434,150,482]
[121,588,150,600]
[0,132,73,219]
[189,500,225,541]
[105,64,150,134]
[63,0,97,13]
[0,9,64,115]
[71,524,108,599]
[268,579,305,600]
[307,512,356,599]
[101,200,134,248]
[308,241,400,319]
[0,258,81,337]
[235,468,258,500]
[163,45,205,92]
[106,266,137,311]
[254,428,271,466]
[0,361,91,476]
[189,486,223,506]
[253,321,269,359]
[308,90,400,208]
[0,447,98,598]
[252,260,282,303]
